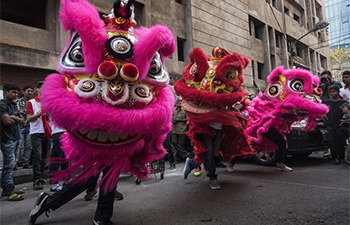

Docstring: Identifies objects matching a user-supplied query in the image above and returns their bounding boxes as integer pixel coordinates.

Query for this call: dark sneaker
[182,158,192,179]
[169,164,176,170]
[40,178,48,185]
[29,192,50,225]
[84,190,97,201]
[33,180,43,190]
[93,218,113,225]
[333,159,341,165]
[209,179,221,190]
[115,190,124,201]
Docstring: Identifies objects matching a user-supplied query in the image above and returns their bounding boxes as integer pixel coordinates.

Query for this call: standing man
[27,82,51,190]
[319,70,342,102]
[340,70,350,102]
[1,83,25,201]
[16,85,34,168]
[171,96,190,162]
[323,85,348,165]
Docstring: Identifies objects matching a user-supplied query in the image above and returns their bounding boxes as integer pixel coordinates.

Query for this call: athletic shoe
[226,163,234,173]
[182,158,192,179]
[93,218,113,225]
[84,190,97,201]
[33,179,43,190]
[169,164,176,170]
[28,192,50,225]
[193,167,201,177]
[209,179,221,190]
[115,190,123,201]
[276,163,293,172]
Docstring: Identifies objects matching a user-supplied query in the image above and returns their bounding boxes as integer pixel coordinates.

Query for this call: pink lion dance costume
[174,47,254,164]
[41,0,175,192]
[247,66,329,153]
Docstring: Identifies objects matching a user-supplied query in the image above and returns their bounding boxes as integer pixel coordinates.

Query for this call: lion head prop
[174,47,254,163]
[247,66,329,152]
[41,0,175,192]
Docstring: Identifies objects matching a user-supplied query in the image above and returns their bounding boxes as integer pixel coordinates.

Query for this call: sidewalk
[0,167,33,185]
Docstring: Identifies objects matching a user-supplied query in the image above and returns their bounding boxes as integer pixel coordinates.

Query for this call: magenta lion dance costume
[174,47,254,164]
[247,66,329,153]
[41,0,175,192]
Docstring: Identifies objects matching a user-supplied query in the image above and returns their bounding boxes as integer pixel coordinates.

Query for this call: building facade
[0,0,329,94]
[326,0,350,50]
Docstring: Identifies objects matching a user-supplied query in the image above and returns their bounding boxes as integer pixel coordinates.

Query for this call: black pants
[49,132,68,182]
[164,133,175,165]
[262,126,287,163]
[328,133,347,159]
[31,133,49,182]
[171,133,190,160]
[45,167,116,221]
[200,129,222,180]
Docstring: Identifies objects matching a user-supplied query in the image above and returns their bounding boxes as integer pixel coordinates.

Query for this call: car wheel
[253,150,277,166]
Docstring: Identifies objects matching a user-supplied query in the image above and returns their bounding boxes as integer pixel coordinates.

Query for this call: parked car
[253,120,328,165]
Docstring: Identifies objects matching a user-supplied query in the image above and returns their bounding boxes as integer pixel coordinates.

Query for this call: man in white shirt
[340,70,350,102]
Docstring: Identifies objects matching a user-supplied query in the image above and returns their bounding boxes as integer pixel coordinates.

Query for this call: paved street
[0,152,349,225]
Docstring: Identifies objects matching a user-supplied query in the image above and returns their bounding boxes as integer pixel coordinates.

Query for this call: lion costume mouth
[73,129,143,146]
[181,99,219,114]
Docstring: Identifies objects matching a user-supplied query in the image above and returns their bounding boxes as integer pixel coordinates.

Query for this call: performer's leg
[94,167,116,223]
[201,134,216,180]
[47,175,99,210]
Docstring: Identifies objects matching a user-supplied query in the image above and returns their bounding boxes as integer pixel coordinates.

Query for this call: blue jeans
[1,140,19,191]
[31,133,49,182]
[18,126,32,166]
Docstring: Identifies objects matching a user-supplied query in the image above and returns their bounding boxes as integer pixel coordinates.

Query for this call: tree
[330,48,350,82]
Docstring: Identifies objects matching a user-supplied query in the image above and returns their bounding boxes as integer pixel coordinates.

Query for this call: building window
[252,60,255,79]
[293,14,300,23]
[275,30,281,48]
[284,7,289,15]
[254,22,264,40]
[177,37,185,62]
[1,0,47,29]
[270,54,276,69]
[265,0,270,4]
[133,2,145,27]
[296,46,302,57]
[272,0,276,8]
[257,62,264,79]
[175,0,182,4]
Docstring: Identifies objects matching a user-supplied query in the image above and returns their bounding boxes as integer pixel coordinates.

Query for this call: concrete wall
[189,0,254,92]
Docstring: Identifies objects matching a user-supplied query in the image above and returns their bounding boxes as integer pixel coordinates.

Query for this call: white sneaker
[276,163,293,172]
[226,163,234,173]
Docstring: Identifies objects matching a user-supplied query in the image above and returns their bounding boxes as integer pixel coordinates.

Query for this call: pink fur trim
[133,25,176,83]
[58,0,107,74]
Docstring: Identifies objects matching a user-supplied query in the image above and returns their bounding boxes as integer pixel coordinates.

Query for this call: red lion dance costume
[40,0,175,192]
[175,47,254,164]
[247,66,329,153]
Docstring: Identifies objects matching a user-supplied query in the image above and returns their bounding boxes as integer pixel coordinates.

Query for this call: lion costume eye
[146,52,168,83]
[267,84,281,98]
[74,78,101,98]
[60,32,85,69]
[289,79,304,92]
[130,84,153,104]
[225,70,238,80]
